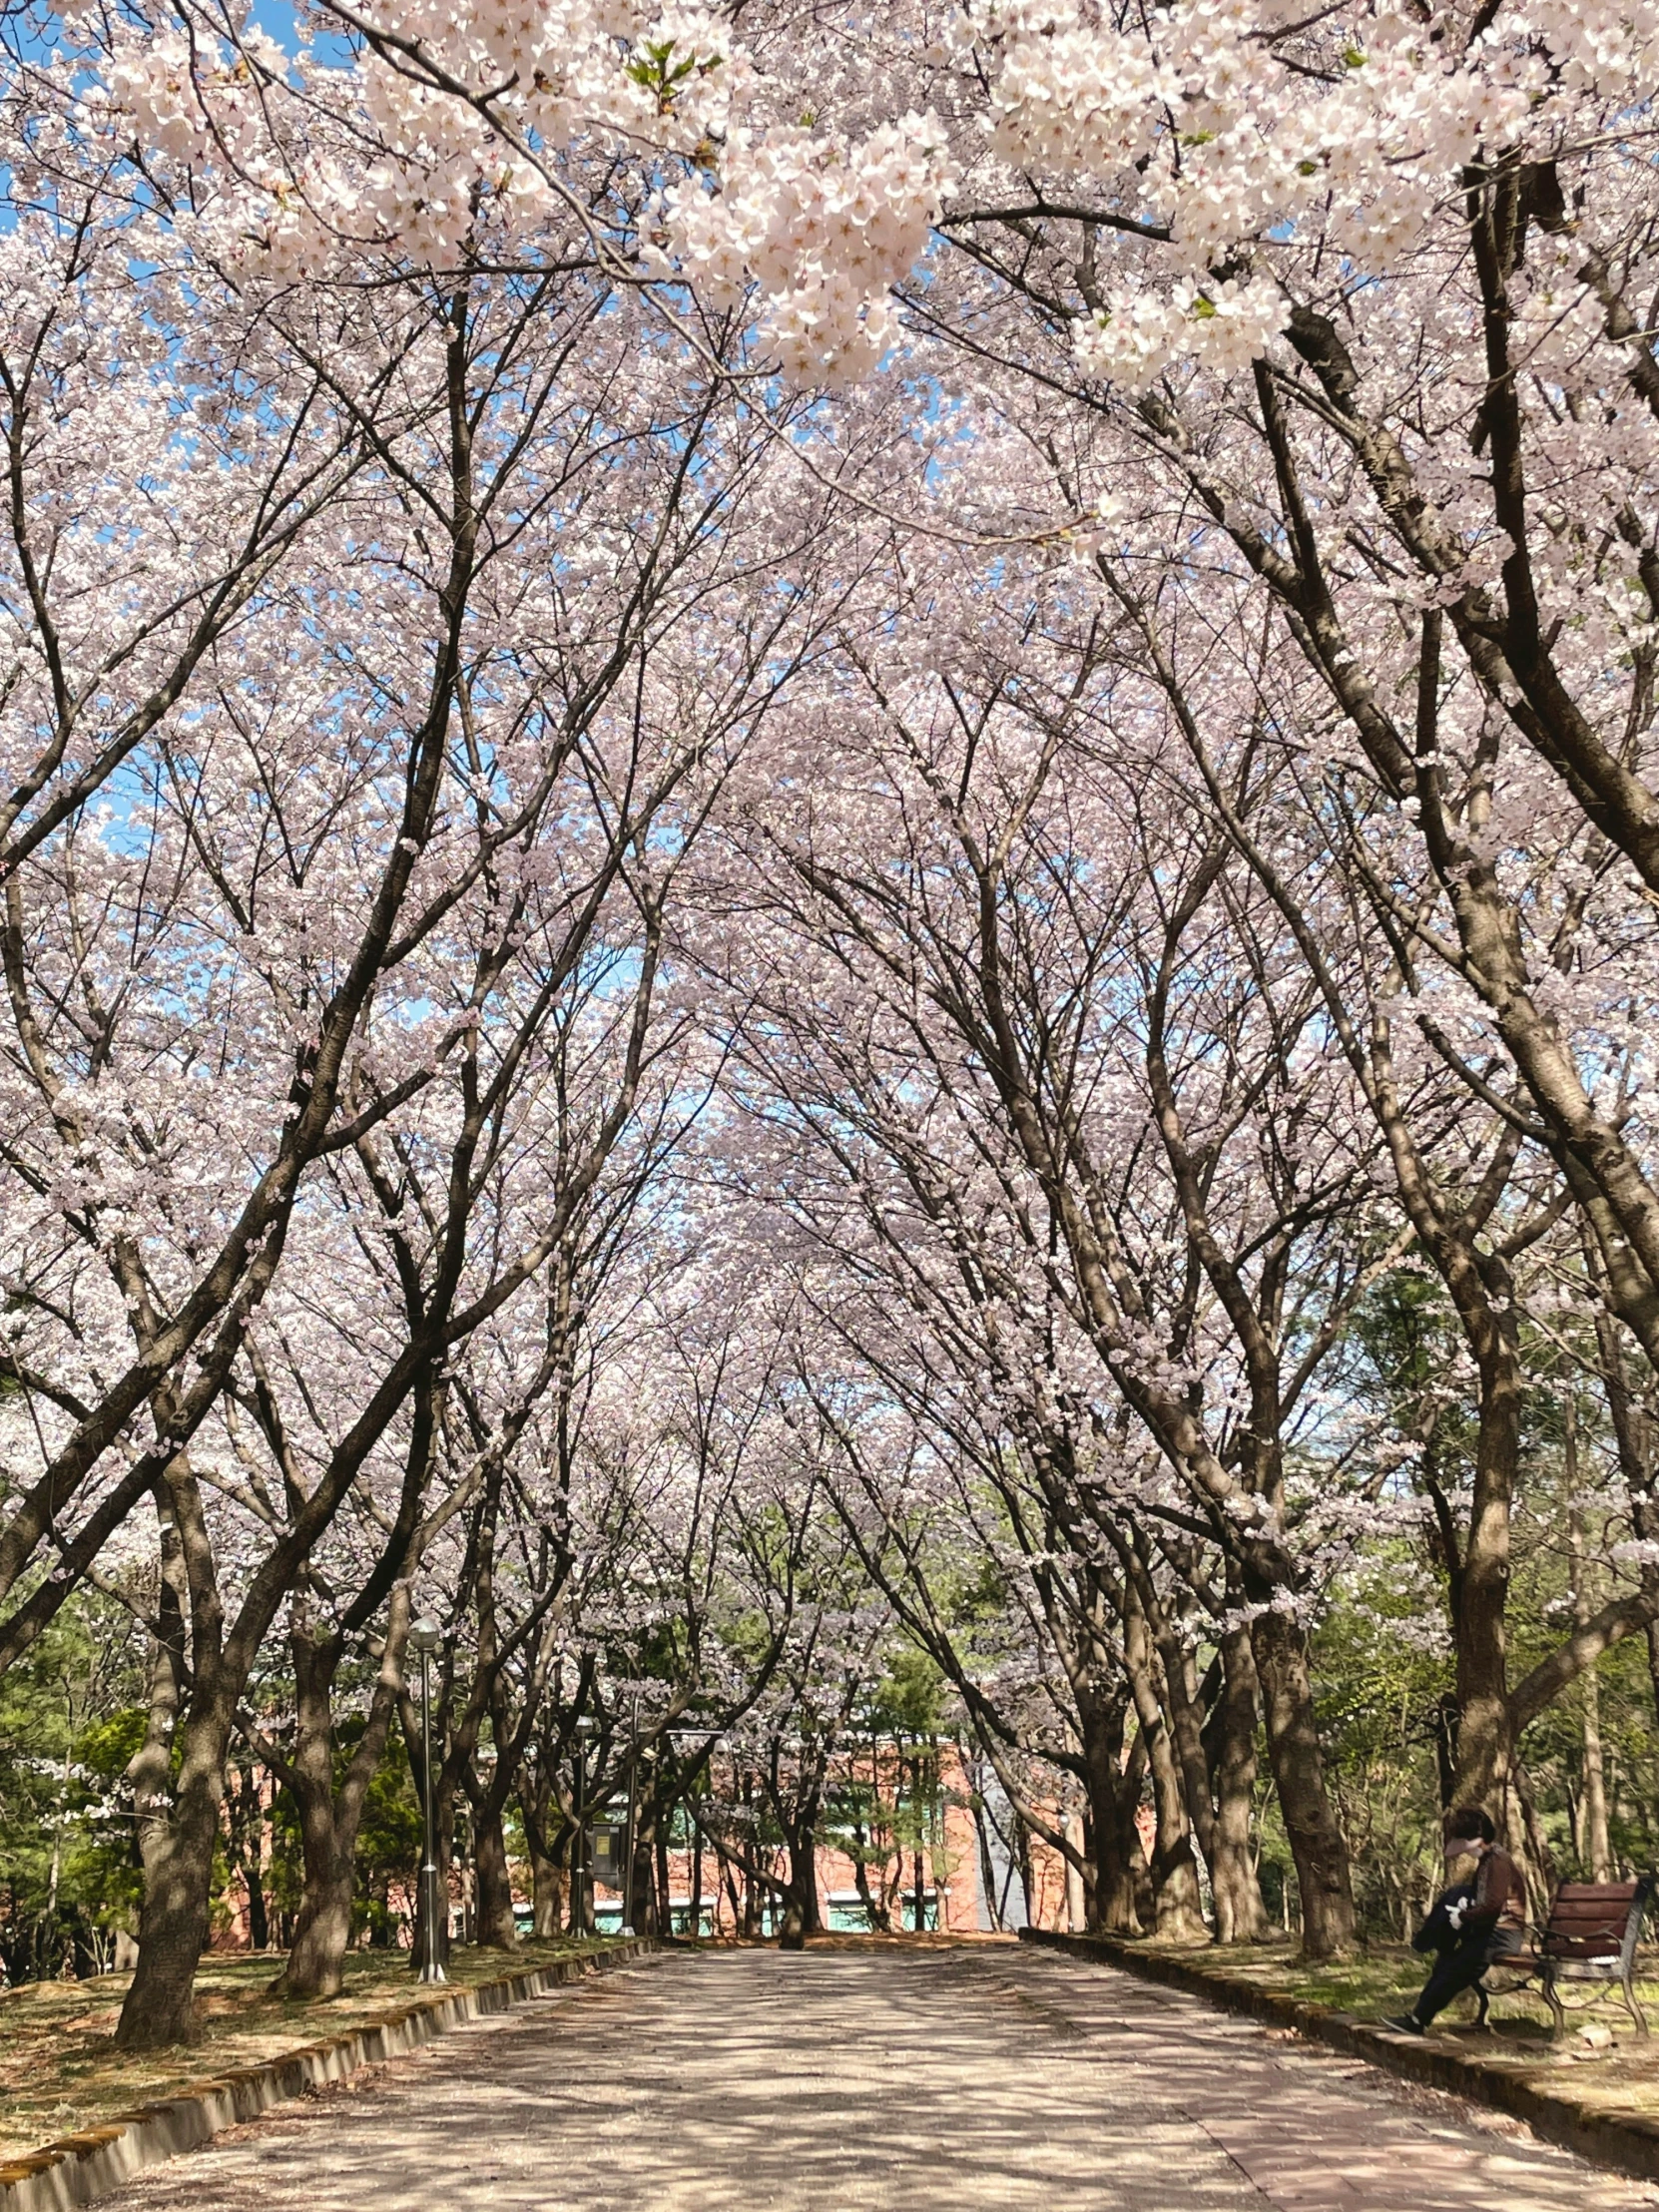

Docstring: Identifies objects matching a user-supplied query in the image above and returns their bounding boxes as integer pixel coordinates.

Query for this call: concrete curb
[1020,1926,1659,2187]
[0,1937,658,2212]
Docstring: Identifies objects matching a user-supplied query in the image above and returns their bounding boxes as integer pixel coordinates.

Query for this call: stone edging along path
[1021,1925,1659,2186]
[0,1936,657,2212]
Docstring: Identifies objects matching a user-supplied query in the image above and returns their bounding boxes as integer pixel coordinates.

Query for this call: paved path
[100,1942,1659,2211]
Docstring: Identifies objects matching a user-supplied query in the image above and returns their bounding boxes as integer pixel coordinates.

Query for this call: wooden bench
[1475,1876,1653,2040]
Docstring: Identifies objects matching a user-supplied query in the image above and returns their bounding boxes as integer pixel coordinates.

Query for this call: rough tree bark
[1123,1586,1207,1942]
[472,1803,519,1948]
[1206,1627,1271,1943]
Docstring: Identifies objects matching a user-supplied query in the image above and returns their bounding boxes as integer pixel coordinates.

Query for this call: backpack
[1411,1880,1478,1954]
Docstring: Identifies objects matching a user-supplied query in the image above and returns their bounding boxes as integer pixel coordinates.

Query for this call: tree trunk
[246,1853,271,1952]
[741,1856,758,1937]
[531,1848,565,1938]
[117,1713,227,2047]
[1207,1627,1270,1942]
[473,1802,519,1948]
[1569,1498,1613,1880]
[1062,1806,1087,1932]
[1249,1604,1355,1958]
[1124,1590,1208,1941]
[1016,1814,1039,1930]
[1510,1758,1559,1921]
[850,1820,889,1930]
[279,1859,355,1998]
[117,1504,215,2049]
[627,1802,654,1936]
[276,1605,409,1999]
[273,1631,353,1999]
[780,1814,819,1948]
[1135,1557,1225,1908]
[1077,1688,1144,1935]
[227,1762,270,1951]
[969,1787,1001,1934]
[655,1803,673,1936]
[1448,1302,1521,1811]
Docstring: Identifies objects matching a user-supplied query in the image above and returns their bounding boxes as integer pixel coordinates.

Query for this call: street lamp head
[409,1617,442,1654]
[575,1715,597,1735]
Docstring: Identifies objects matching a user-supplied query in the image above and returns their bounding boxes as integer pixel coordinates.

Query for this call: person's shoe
[1381,2013,1426,2035]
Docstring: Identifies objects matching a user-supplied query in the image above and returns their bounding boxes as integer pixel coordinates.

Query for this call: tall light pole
[574,1715,596,1937]
[621,1694,639,1938]
[409,1617,446,1983]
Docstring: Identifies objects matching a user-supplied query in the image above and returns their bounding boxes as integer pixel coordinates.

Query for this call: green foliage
[0,1590,148,1982]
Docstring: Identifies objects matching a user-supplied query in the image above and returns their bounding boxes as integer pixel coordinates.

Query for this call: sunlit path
[96,1943,1656,2212]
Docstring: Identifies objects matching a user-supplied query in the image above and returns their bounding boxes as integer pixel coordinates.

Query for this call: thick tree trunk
[117,1808,218,2046]
[1249,1605,1355,1958]
[1207,1628,1270,1943]
[1447,1314,1520,1811]
[531,1849,565,1937]
[741,1854,759,1937]
[273,1633,353,1999]
[624,1801,652,1936]
[117,1715,228,2047]
[521,1772,576,1936]
[276,1606,408,1999]
[1062,1807,1087,1931]
[797,1835,823,1935]
[1078,1699,1144,1936]
[279,1861,355,1998]
[780,1814,820,1948]
[117,1504,220,2049]
[473,1803,519,1948]
[1124,1591,1208,1941]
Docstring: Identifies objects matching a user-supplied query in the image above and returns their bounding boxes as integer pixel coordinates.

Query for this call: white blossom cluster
[1072,272,1286,388]
[662,114,958,382]
[968,0,1659,386]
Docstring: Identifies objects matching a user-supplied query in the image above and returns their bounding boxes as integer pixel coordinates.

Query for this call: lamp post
[621,1694,640,1938]
[409,1616,445,1983]
[574,1716,596,1937]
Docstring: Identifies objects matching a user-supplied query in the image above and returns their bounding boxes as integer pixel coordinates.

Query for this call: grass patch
[0,1937,616,2163]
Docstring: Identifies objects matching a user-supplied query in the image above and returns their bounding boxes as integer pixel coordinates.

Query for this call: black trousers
[1414,1923,1523,2025]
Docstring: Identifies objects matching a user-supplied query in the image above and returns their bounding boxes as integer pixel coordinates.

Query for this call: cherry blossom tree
[10,0,1659,1999]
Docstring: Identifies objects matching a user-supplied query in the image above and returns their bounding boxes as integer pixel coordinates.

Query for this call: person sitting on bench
[1383,1807,1527,2035]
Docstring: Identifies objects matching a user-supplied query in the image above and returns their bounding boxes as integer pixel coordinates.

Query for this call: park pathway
[97,1941,1659,2211]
